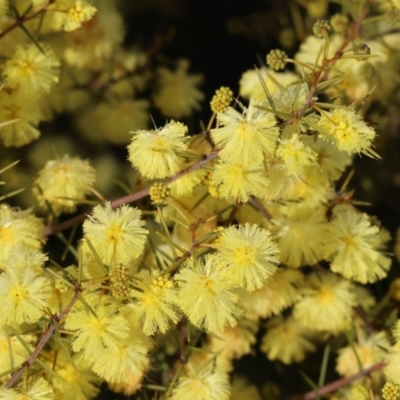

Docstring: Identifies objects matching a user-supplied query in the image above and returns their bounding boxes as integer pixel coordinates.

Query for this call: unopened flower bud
[266,49,287,71]
[150,183,171,204]
[312,19,333,38]
[382,381,400,400]
[210,86,234,113]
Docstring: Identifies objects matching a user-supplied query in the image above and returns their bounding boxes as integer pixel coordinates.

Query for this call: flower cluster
[0,1,399,399]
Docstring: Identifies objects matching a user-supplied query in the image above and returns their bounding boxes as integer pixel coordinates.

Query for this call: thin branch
[4,285,81,388]
[297,361,386,400]
[0,1,53,40]
[249,197,273,220]
[283,9,368,126]
[43,149,221,236]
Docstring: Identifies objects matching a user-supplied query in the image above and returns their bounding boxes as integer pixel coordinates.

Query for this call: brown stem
[4,286,81,388]
[283,9,368,127]
[177,318,188,365]
[249,197,273,220]
[0,1,52,40]
[296,361,386,400]
[43,149,221,236]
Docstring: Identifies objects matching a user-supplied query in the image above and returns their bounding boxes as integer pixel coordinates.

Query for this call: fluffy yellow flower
[47,348,102,400]
[64,0,97,31]
[214,223,279,291]
[0,90,43,147]
[270,83,311,114]
[124,270,179,336]
[271,204,327,268]
[33,155,96,214]
[170,362,230,400]
[127,120,189,179]
[154,59,204,119]
[313,138,352,182]
[212,161,269,202]
[43,0,96,32]
[65,294,130,364]
[0,267,51,325]
[324,205,391,284]
[207,319,258,360]
[239,68,297,100]
[83,202,148,265]
[0,204,45,263]
[0,377,53,400]
[175,255,239,332]
[336,331,389,379]
[93,99,149,144]
[1,248,47,274]
[276,134,317,176]
[3,43,60,98]
[61,5,123,70]
[210,102,279,167]
[238,269,303,319]
[293,272,356,333]
[260,316,316,364]
[91,328,151,383]
[317,108,377,157]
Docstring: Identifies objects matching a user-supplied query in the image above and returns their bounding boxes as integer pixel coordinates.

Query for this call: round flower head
[65,294,130,363]
[276,134,317,177]
[270,83,311,114]
[313,138,352,182]
[0,377,53,400]
[238,269,303,319]
[47,349,102,400]
[260,316,317,364]
[212,161,269,202]
[336,331,389,379]
[207,319,258,360]
[3,43,60,98]
[154,59,204,119]
[0,90,42,147]
[127,120,189,179]
[59,3,123,69]
[271,204,327,268]
[124,270,179,336]
[175,255,239,333]
[83,202,148,265]
[239,68,297,101]
[34,155,96,214]
[0,204,45,263]
[324,205,391,284]
[170,362,230,400]
[214,223,280,291]
[91,328,151,383]
[293,272,356,334]
[210,101,279,168]
[317,108,377,157]
[43,0,97,32]
[0,266,51,325]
